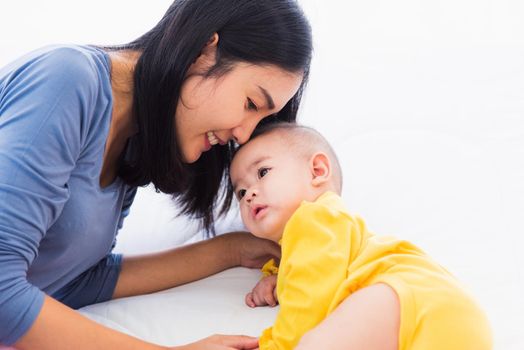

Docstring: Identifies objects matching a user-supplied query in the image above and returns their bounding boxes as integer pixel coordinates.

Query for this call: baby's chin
[257,229,284,243]
[252,231,274,242]
[248,226,280,243]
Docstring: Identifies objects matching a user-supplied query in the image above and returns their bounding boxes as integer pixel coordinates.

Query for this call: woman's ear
[309,152,331,187]
[201,32,219,56]
[187,33,219,75]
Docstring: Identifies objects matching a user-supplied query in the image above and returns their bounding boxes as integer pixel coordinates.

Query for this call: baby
[229,122,492,350]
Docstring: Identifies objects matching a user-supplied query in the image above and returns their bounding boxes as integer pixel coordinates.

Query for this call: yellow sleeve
[259,197,354,350]
[261,258,279,277]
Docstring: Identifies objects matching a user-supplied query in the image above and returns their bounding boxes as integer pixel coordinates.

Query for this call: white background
[2,1,523,349]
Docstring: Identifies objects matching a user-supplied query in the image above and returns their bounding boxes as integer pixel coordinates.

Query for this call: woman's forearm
[113,234,239,299]
[14,296,167,350]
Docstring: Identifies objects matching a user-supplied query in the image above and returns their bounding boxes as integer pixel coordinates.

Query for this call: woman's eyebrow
[258,85,275,110]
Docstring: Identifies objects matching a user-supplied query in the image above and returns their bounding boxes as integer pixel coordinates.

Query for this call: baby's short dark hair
[248,122,343,193]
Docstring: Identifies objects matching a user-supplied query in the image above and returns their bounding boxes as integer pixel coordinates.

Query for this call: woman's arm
[10,232,268,350]
[15,232,276,350]
[113,232,280,298]
[14,296,166,350]
[14,295,259,350]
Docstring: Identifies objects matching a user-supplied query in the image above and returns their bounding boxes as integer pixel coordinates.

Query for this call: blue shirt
[0,45,137,345]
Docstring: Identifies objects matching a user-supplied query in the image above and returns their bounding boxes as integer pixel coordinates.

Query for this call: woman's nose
[231,126,250,145]
[232,115,265,144]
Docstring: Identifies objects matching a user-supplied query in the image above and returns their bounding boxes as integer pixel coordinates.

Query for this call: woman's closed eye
[247,98,258,111]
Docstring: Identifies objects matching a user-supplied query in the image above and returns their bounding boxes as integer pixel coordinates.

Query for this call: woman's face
[175,63,303,163]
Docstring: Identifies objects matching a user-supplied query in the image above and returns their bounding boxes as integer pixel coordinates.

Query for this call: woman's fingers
[218,335,259,349]
[233,232,281,268]
[171,334,258,350]
[264,239,281,259]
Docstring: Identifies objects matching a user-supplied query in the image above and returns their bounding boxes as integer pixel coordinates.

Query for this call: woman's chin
[182,150,201,164]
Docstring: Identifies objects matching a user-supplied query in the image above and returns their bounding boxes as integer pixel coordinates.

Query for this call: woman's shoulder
[1,44,111,96]
[37,44,109,73]
[0,45,114,155]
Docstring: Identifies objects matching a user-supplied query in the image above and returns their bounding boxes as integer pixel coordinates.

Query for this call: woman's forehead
[226,63,302,100]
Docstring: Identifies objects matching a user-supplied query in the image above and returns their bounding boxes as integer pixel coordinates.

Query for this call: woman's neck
[108,50,140,138]
[99,49,141,188]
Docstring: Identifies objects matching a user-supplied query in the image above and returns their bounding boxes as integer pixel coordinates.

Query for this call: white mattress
[80,267,277,346]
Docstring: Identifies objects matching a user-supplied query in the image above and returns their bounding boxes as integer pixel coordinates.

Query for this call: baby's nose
[246,189,257,202]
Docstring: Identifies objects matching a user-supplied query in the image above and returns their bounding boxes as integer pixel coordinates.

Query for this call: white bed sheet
[80,268,277,347]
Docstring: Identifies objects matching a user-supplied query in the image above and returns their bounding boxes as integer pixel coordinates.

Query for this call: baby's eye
[258,167,270,178]
[237,189,247,200]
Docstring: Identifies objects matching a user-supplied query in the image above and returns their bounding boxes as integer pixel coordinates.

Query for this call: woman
[0,0,312,349]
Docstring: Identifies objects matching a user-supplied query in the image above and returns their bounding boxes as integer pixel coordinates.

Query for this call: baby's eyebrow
[231,174,246,195]
[231,176,240,194]
[247,155,271,172]
[231,155,271,195]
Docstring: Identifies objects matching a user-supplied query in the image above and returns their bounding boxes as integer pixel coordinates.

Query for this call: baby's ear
[309,152,331,187]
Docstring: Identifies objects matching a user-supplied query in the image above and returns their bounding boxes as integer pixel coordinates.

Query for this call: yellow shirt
[259,192,491,350]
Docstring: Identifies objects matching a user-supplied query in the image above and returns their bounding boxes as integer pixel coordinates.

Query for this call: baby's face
[230,132,314,242]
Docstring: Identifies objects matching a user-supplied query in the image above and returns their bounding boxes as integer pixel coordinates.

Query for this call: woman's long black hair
[114,0,312,232]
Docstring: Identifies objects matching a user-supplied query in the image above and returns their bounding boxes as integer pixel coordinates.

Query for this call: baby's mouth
[252,205,268,219]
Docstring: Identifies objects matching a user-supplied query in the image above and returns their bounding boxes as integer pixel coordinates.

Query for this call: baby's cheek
[240,209,249,226]
[241,211,257,235]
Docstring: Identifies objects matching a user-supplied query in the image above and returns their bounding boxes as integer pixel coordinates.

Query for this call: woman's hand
[115,231,280,299]
[170,334,259,350]
[223,232,281,269]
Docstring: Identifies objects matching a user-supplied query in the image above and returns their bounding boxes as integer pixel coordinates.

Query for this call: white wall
[2,1,523,349]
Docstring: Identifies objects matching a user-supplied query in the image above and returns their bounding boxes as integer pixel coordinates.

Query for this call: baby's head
[230,122,342,242]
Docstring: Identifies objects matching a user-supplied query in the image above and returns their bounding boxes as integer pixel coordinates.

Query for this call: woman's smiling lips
[203,134,212,151]
[205,131,227,151]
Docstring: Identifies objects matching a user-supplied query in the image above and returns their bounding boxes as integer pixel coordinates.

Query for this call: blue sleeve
[117,187,138,232]
[0,47,100,345]
[51,254,123,309]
